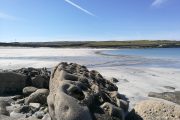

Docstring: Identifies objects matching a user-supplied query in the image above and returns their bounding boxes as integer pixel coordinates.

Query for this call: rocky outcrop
[0,72,27,95]
[47,62,128,120]
[131,100,180,120]
[14,67,50,89]
[0,67,51,120]
[0,67,50,95]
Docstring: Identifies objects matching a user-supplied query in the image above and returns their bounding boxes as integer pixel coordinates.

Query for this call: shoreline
[0,47,180,109]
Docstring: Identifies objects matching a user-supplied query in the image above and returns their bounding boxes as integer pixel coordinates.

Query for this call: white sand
[0,47,180,109]
[94,66,180,109]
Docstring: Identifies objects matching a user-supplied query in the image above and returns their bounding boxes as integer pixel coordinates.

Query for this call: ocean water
[102,48,180,59]
[101,48,180,68]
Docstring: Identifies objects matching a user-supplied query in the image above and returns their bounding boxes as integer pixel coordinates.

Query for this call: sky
[0,0,180,42]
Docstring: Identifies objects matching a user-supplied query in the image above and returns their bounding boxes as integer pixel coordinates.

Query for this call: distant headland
[0,40,180,48]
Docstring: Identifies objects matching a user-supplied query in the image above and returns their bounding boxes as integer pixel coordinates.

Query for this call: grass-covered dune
[1,40,180,48]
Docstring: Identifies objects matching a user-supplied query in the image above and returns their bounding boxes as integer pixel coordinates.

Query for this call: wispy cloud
[64,0,95,17]
[152,0,168,6]
[0,12,17,20]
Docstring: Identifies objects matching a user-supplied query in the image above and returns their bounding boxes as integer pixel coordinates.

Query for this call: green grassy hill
[1,40,180,48]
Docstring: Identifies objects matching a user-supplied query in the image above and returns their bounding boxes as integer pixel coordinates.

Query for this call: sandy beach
[0,47,180,109]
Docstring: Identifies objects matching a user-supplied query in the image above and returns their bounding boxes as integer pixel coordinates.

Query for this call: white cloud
[152,0,168,6]
[0,12,17,20]
[65,0,95,17]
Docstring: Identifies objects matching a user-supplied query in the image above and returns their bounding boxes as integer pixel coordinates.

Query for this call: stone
[11,95,23,101]
[148,91,180,105]
[25,89,49,105]
[164,86,176,90]
[48,81,92,120]
[0,115,15,120]
[15,99,25,104]
[0,72,27,95]
[110,77,119,83]
[10,111,26,119]
[117,99,129,112]
[133,100,180,120]
[100,102,124,119]
[6,106,14,113]
[0,101,9,116]
[47,62,127,120]
[42,113,51,120]
[18,116,40,120]
[13,105,30,113]
[23,87,38,96]
[43,107,48,113]
[14,67,50,89]
[31,76,48,88]
[33,111,44,119]
[29,103,41,110]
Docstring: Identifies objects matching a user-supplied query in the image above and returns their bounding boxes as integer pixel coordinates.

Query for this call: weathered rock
[14,67,50,89]
[48,80,92,120]
[0,115,15,120]
[148,91,180,105]
[13,105,30,113]
[42,113,51,120]
[33,111,44,119]
[0,72,27,95]
[15,99,25,104]
[25,89,49,105]
[11,95,23,101]
[110,77,119,83]
[0,101,9,116]
[29,103,41,110]
[125,109,143,120]
[23,87,38,96]
[47,62,127,120]
[100,102,124,119]
[6,106,14,113]
[32,76,48,88]
[10,111,26,119]
[164,86,176,90]
[18,116,40,120]
[133,100,180,120]
[117,99,129,111]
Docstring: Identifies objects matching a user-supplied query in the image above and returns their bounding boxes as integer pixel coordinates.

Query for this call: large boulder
[0,72,27,95]
[131,100,180,120]
[47,62,128,120]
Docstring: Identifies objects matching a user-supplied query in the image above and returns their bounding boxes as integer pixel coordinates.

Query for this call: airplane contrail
[152,0,167,6]
[65,0,95,17]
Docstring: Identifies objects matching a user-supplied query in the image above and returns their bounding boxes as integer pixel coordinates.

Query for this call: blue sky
[0,0,180,42]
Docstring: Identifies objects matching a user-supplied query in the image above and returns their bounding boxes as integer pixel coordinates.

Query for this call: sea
[101,48,180,68]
